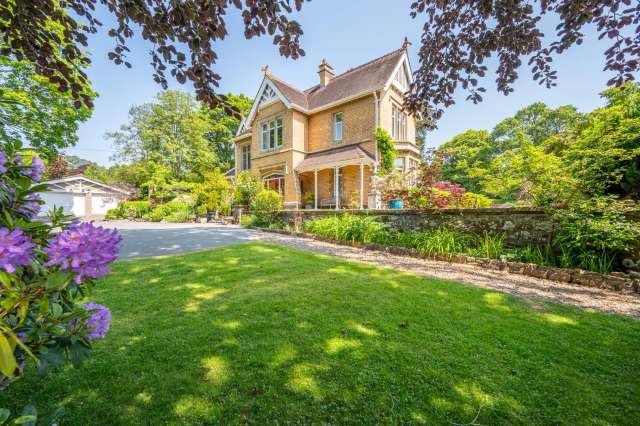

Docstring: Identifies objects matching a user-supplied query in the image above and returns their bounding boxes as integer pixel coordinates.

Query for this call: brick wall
[307,95,375,152]
[277,208,555,247]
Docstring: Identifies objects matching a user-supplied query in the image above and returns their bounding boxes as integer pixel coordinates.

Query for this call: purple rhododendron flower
[83,302,111,340]
[0,151,7,174]
[17,193,42,220]
[44,222,121,284]
[22,157,45,181]
[0,227,35,273]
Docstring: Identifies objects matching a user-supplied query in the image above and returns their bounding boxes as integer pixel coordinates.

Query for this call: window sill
[260,146,284,154]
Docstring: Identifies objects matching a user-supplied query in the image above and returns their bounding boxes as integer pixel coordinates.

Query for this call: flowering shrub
[428,181,466,208]
[250,190,282,226]
[0,141,120,391]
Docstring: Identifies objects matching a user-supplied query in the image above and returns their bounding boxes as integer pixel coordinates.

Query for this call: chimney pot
[318,59,334,87]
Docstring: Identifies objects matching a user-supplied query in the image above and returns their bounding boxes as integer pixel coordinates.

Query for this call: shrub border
[255,227,640,295]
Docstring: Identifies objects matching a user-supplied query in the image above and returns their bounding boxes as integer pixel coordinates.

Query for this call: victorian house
[232,42,421,209]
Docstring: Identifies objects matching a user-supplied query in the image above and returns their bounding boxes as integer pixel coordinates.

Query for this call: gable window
[261,117,284,151]
[241,144,251,171]
[263,173,285,195]
[392,104,407,141]
[259,84,278,105]
[395,64,410,89]
[333,112,343,142]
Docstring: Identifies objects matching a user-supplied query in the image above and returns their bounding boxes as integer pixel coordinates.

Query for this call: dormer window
[261,117,284,151]
[333,112,343,142]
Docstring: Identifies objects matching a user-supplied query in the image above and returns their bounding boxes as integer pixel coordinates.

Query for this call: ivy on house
[375,128,396,176]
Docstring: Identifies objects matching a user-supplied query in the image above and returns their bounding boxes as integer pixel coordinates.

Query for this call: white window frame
[241,144,251,171]
[260,117,284,152]
[263,173,285,195]
[333,112,343,142]
[394,157,405,173]
[391,103,407,141]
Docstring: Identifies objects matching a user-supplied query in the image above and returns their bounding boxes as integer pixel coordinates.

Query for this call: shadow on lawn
[2,243,639,425]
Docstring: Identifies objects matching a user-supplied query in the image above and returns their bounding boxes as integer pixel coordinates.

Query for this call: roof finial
[261,65,270,75]
[402,36,412,50]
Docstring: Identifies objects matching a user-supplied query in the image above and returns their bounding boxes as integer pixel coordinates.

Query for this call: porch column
[334,166,340,210]
[314,169,318,209]
[359,162,364,210]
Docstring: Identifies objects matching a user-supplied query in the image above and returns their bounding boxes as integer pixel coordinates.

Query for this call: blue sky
[72,0,618,165]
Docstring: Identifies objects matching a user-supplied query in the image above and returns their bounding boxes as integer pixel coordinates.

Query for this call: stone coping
[256,227,640,295]
[277,207,547,215]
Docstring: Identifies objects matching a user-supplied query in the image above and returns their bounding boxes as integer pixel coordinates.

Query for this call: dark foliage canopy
[405,0,640,123]
[0,0,307,112]
[1,1,638,121]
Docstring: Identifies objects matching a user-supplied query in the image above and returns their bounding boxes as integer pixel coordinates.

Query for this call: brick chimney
[318,59,334,87]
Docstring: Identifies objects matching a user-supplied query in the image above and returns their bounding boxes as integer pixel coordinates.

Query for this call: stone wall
[276,208,555,247]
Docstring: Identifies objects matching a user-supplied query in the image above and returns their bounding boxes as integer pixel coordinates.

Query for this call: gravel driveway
[97,221,640,318]
[95,221,262,259]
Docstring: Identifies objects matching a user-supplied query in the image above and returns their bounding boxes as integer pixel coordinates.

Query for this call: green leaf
[70,343,91,368]
[51,303,63,318]
[0,334,17,377]
[15,406,36,426]
[0,408,10,424]
[40,350,65,366]
[43,406,64,425]
[0,272,10,287]
[46,271,71,290]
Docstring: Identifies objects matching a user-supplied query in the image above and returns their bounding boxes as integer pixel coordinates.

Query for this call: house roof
[41,175,132,195]
[296,144,375,172]
[238,46,411,135]
[270,48,405,111]
[302,48,405,110]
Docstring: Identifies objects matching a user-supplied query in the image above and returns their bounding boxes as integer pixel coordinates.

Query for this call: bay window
[261,117,284,151]
[263,173,285,195]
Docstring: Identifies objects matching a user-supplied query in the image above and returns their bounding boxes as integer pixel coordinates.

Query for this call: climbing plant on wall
[375,128,396,176]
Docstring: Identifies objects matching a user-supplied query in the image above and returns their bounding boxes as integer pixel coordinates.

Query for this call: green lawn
[2,243,639,425]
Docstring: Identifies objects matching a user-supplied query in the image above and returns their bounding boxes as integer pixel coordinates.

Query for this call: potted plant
[304,191,315,209]
[382,171,406,209]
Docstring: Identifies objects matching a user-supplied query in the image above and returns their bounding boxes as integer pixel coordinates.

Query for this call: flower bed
[257,227,640,294]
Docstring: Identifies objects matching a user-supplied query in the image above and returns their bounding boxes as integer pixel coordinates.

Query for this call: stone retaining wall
[259,227,640,294]
[275,208,555,247]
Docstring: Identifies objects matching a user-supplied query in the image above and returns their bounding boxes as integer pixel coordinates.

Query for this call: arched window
[263,173,285,195]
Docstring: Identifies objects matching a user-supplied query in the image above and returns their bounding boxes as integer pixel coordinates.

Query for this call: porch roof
[296,145,375,172]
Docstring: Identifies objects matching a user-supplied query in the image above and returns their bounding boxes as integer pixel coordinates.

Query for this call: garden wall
[276,208,555,247]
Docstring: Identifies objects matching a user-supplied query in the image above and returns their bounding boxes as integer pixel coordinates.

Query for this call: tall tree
[0,58,95,159]
[107,90,215,181]
[491,102,586,152]
[482,139,576,205]
[564,83,640,198]
[438,130,492,193]
[202,93,252,171]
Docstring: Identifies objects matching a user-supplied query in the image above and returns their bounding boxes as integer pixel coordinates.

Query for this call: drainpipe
[373,91,380,174]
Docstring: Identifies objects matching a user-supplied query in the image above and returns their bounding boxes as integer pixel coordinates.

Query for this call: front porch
[295,145,376,210]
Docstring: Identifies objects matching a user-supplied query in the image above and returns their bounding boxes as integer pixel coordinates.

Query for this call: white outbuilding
[39,176,131,218]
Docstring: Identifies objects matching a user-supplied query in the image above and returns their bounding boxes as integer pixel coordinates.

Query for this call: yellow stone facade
[233,51,422,209]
